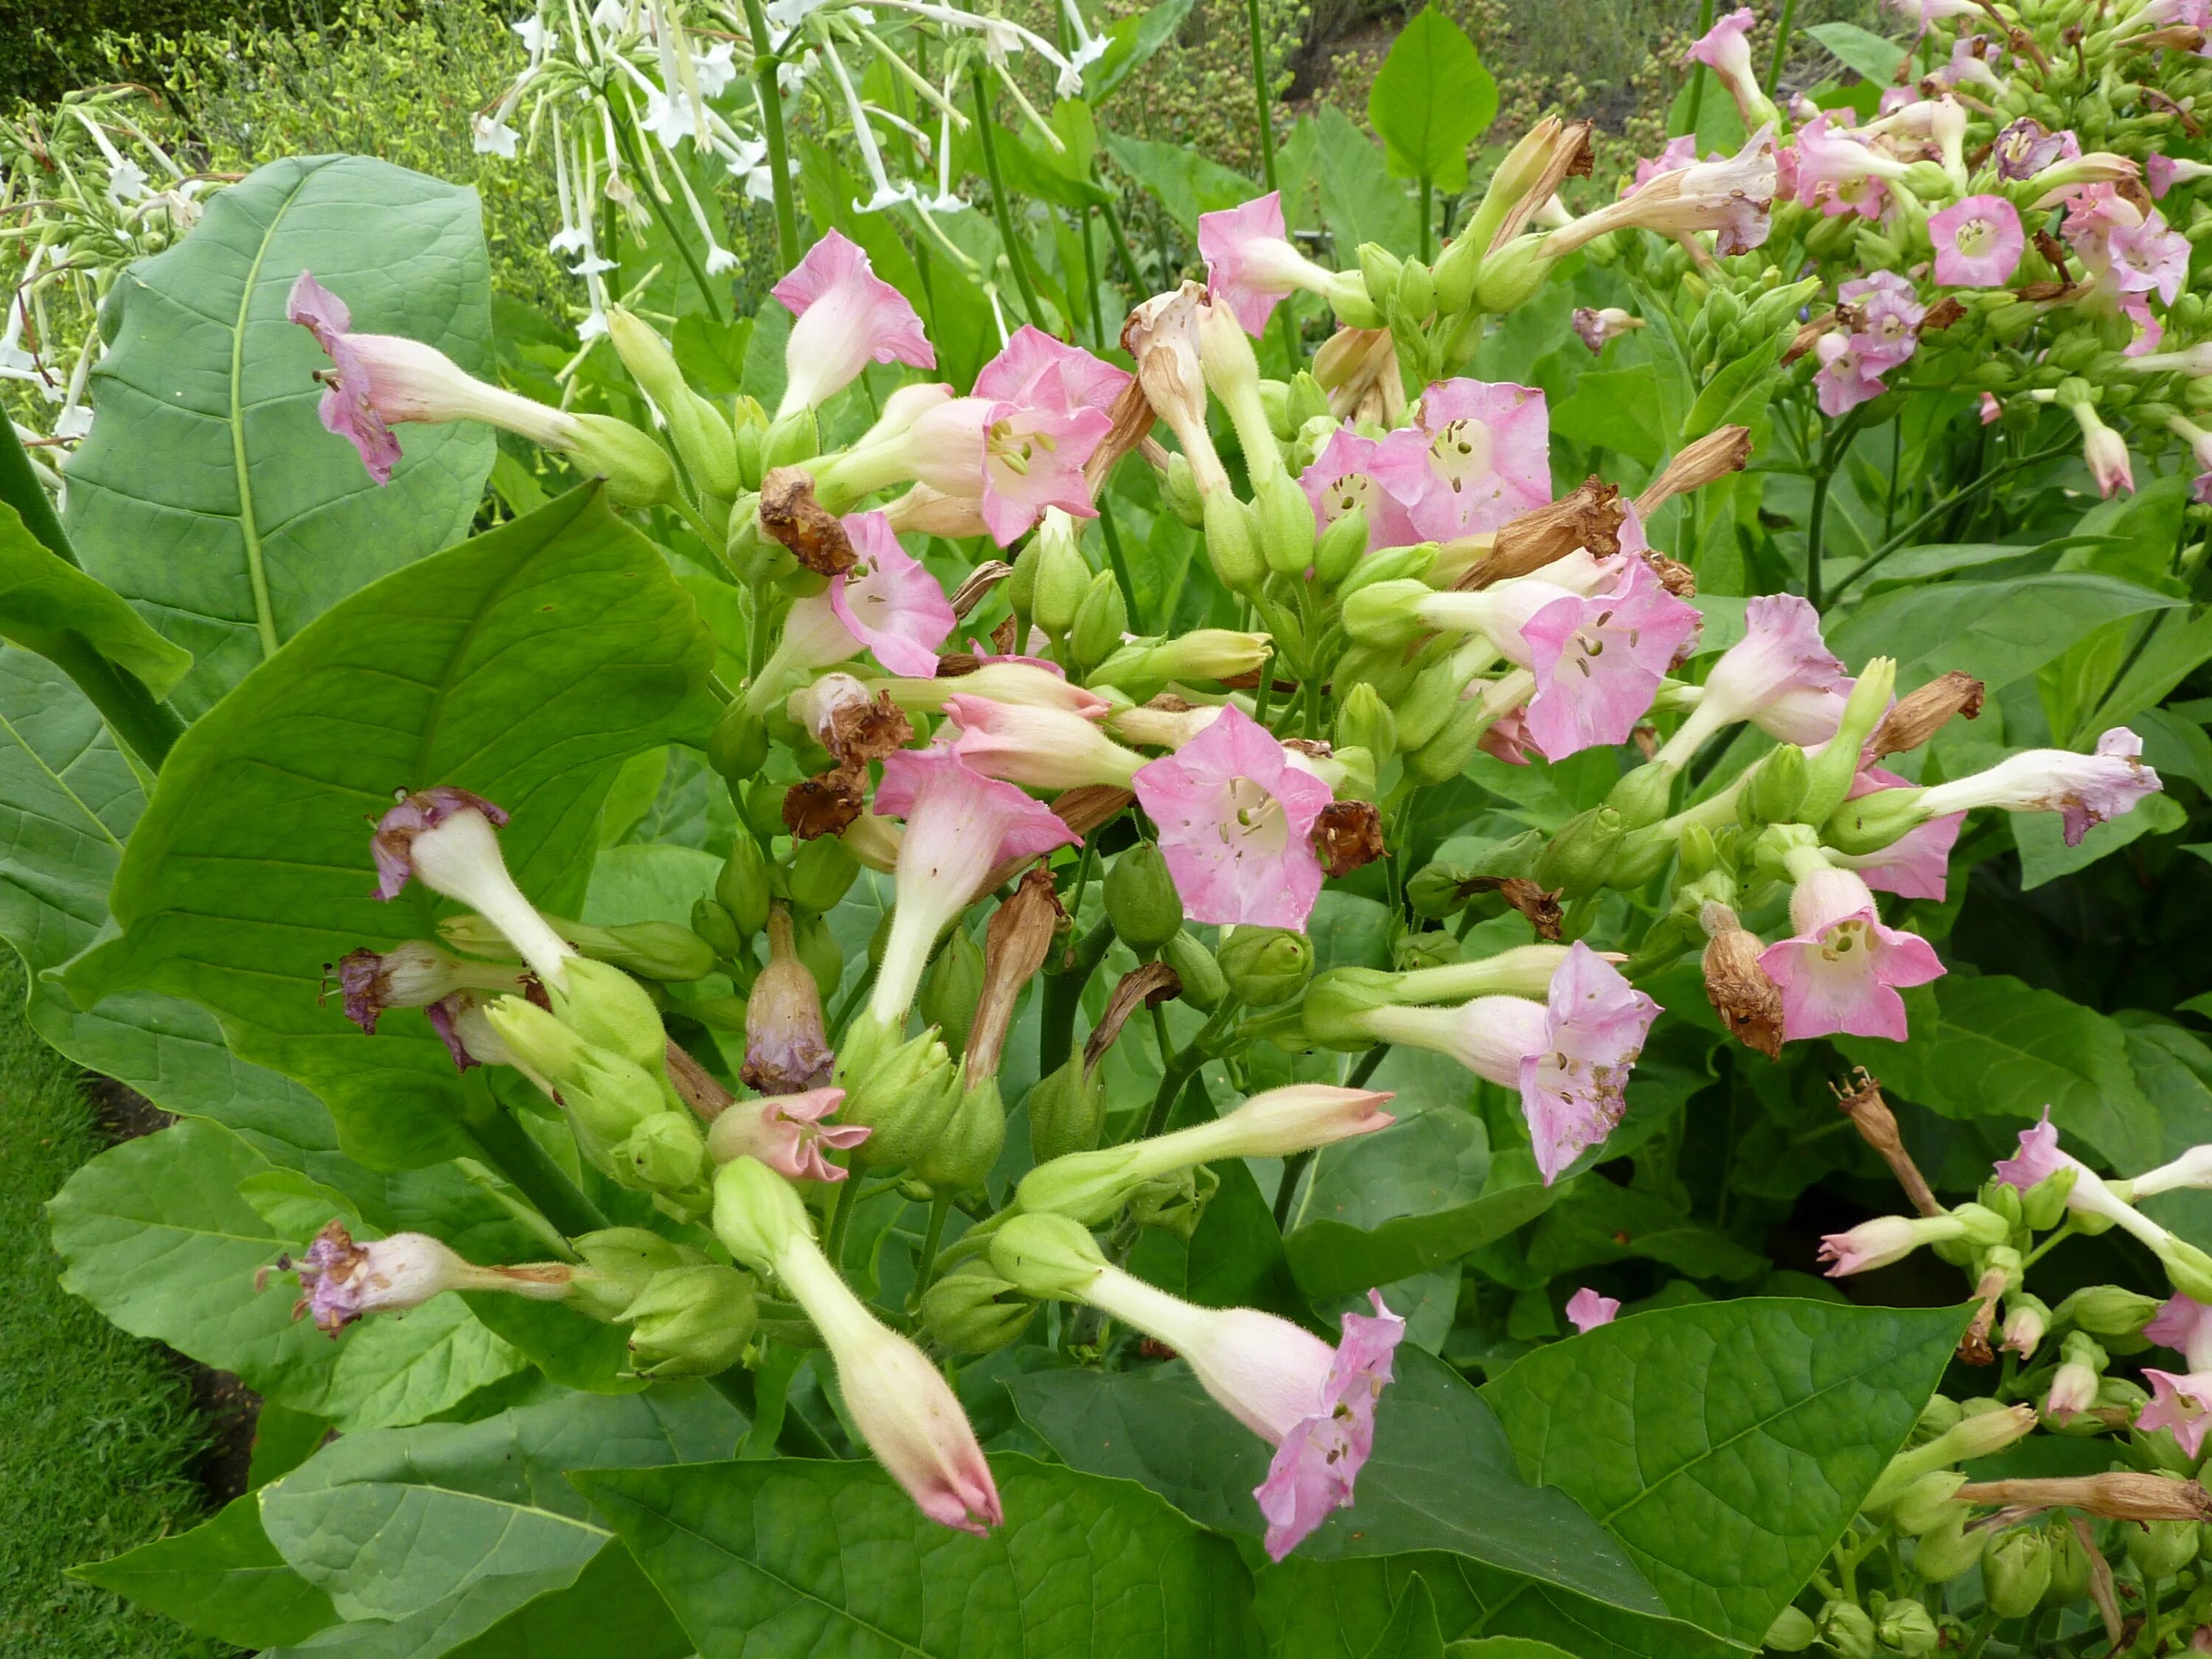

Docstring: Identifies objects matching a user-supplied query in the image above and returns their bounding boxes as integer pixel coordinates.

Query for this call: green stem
[467,1104,609,1238]
[1805,465,1831,611]
[1822,439,2075,606]
[1140,1042,1204,1141]
[824,1172,862,1266]
[742,0,802,269]
[1686,0,1717,131]
[1273,1148,1311,1229]
[970,69,1043,326]
[910,1192,954,1310]
[42,636,184,773]
[1099,198,1145,293]
[1419,174,1433,263]
[1097,495,1138,620]
[1765,0,1800,92]
[1082,205,1107,352]
[608,118,726,321]
[1245,0,1279,191]
[1039,917,1115,1079]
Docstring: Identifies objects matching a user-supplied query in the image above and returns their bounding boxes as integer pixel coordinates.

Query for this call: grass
[0,958,227,1658]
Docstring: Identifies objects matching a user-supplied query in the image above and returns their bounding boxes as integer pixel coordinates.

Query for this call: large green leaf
[1805,21,1909,84]
[1010,1348,1662,1617]
[1828,573,2180,692]
[1104,132,1256,237]
[1365,9,1496,192]
[1313,104,1419,260]
[1481,1298,1966,1645]
[1087,0,1197,104]
[72,484,718,1169]
[63,154,495,718]
[577,1453,1259,1659]
[1836,973,2160,1170]
[72,1493,338,1649]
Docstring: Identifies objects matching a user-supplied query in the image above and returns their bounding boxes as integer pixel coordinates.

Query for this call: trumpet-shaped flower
[706,1088,870,1182]
[1198,192,1350,336]
[943,694,1147,790]
[1657,593,1846,762]
[1371,380,1551,542]
[973,324,1132,412]
[1299,427,1422,551]
[1758,866,1943,1042]
[771,229,935,417]
[1131,704,1333,930]
[1928,195,2025,287]
[1565,1287,1620,1332]
[1520,557,1700,759]
[758,512,956,696]
[1916,728,2161,846]
[272,1219,568,1334]
[371,790,577,990]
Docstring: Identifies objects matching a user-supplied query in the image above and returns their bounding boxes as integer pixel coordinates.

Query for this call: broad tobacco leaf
[577,1453,1259,1659]
[1828,571,2179,693]
[63,154,495,718]
[1365,8,1496,192]
[1481,1297,1967,1645]
[71,484,718,1169]
[72,1492,338,1650]
[1010,1346,1663,1618]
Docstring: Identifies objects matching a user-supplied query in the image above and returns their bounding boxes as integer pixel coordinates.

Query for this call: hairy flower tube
[990,1213,1403,1559]
[371,789,577,990]
[268,1219,571,1335]
[1197,192,1372,336]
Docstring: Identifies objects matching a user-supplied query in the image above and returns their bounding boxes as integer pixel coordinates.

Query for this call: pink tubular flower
[1370,380,1551,543]
[1299,427,1422,552]
[1928,195,2025,286]
[828,512,959,678]
[1792,114,1911,214]
[289,271,578,484]
[943,694,1146,790]
[1994,1109,2076,1192]
[866,745,1081,1025]
[706,1088,870,1183]
[872,658,1108,721]
[1255,1292,1405,1559]
[1658,593,1848,762]
[1840,271,1924,370]
[2141,1370,2212,1456]
[1355,943,1659,1183]
[1559,127,1778,254]
[333,941,528,1037]
[1834,768,1962,902]
[2046,1354,2099,1422]
[369,789,577,990]
[1131,703,1333,931]
[1758,866,1944,1042]
[1632,134,1697,190]
[1916,728,2163,846]
[1980,391,2003,425]
[1571,307,1643,352]
[271,1220,567,1335]
[771,229,935,417]
[1198,192,1339,336]
[973,324,1133,412]
[1687,8,1776,129]
[1565,1288,1620,1332]
[1520,557,1701,760]
[2148,1294,2212,1369]
[1813,333,1889,417]
[1818,1212,1967,1276]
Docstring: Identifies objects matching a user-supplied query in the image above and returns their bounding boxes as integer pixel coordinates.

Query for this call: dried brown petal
[2032,226,2073,275]
[936,652,981,677]
[1084,959,1180,1070]
[1703,921,1784,1060]
[1832,1065,1943,1217]
[665,1038,734,1121]
[1868,670,1984,760]
[1085,378,1158,491]
[758,466,855,576]
[967,866,1067,1078]
[1461,476,1625,589]
[1311,799,1387,879]
[823,690,914,766]
[1952,1475,2212,1523]
[1052,785,1135,840]
[1458,874,1562,941]
[951,561,1014,620]
[1633,426,1752,518]
[1486,116,1596,253]
[1780,311,1835,367]
[783,765,867,840]
[1645,552,1696,598]
[1919,296,1966,333]
[990,613,1019,655]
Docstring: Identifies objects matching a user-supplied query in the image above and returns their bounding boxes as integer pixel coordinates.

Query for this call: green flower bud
[990,1211,1110,1298]
[1677,822,1721,883]
[1105,843,1183,952]
[2044,1519,2093,1603]
[1258,379,1293,441]
[1911,1507,1984,1582]
[717,835,772,938]
[837,1025,959,1172]
[1534,805,1625,897]
[1129,1162,1219,1240]
[563,414,677,509]
[1313,507,1369,588]
[760,406,818,470]
[712,1155,813,1272]
[1763,1606,1816,1653]
[1162,930,1227,1012]
[691,897,742,961]
[1032,521,1092,636]
[1006,537,1040,621]
[1070,570,1129,672]
[1337,541,1436,598]
[1742,743,1809,827]
[1341,577,1432,650]
[570,1226,703,1322]
[1357,242,1406,312]
[919,1260,1037,1354]
[621,1262,756,1377]
[1287,371,1331,429]
[548,957,669,1070]
[1891,1471,1969,1535]
[1913,1394,1962,1444]
[788,835,859,915]
[2021,1164,2079,1231]
[1877,1599,1937,1658]
[619,1110,710,1194]
[1161,452,1205,527]
[1474,236,1557,313]
[708,701,769,783]
[2131,1517,2199,1579]
[1813,1601,1875,1659]
[1984,1528,2052,1618]
[734,412,765,493]
[605,308,740,498]
[1604,761,1676,831]
[1026,1054,1106,1164]
[1203,492,1265,596]
[484,998,661,1156]
[918,928,986,1059]
[1301,966,1397,1048]
[2053,1284,2160,1339]
[915,1073,1005,1195]
[569,921,717,984]
[1217,927,1312,1006]
[1433,229,1481,316]
[1335,684,1397,766]
[1397,260,1435,321]
[741,779,787,841]
[1800,658,1896,824]
[1256,471,1319,578]
[1822,786,1927,856]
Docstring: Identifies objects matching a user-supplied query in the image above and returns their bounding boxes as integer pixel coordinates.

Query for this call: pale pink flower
[1994,118,2078,181]
[2148,1294,2212,1370]
[289,271,577,484]
[1835,768,1962,902]
[2140,1371,2212,1456]
[1632,135,1697,190]
[1757,866,1944,1042]
[1565,1287,1620,1332]
[2149,155,2212,198]
[1478,703,1534,765]
[1885,0,1985,25]
[1935,34,2004,93]
[1818,1212,1964,1276]
[1840,271,1924,370]
[873,658,1108,720]
[707,1088,870,1183]
[772,229,935,417]
[827,512,959,678]
[1916,727,2162,846]
[1561,128,1777,254]
[1993,1108,2074,1191]
[1520,557,1700,759]
[1813,332,1889,417]
[972,324,1132,412]
[943,693,1145,790]
[2046,1355,2100,1421]
[841,387,1113,547]
[1571,307,1642,352]
[1661,594,1848,760]
[2109,215,2193,305]
[2123,295,2166,358]
[1687,8,1775,128]
[1298,427,1422,551]
[1929,195,2025,286]
[2082,420,2135,499]
[866,745,1081,1024]
[1133,704,1332,930]
[1198,191,1336,336]
[1792,114,1910,215]
[1370,380,1551,543]
[1255,1291,1405,1559]
[1980,391,2003,425]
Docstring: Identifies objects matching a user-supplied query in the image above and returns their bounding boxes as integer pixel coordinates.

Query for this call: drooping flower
[1197,192,1362,336]
[370,789,578,990]
[289,271,578,483]
[744,909,834,1093]
[1565,1287,1620,1332]
[706,1088,870,1183]
[333,941,530,1036]
[1298,427,1422,552]
[270,1219,570,1334]
[1370,379,1551,542]
[1928,195,2025,286]
[1916,728,2162,846]
[771,229,936,417]
[866,745,1081,1026]
[1571,307,1644,352]
[943,694,1147,790]
[1519,557,1701,759]
[1131,703,1334,931]
[1552,127,1778,255]
[1686,8,1778,130]
[1255,1292,1405,1559]
[1818,1211,1969,1276]
[1757,866,1944,1042]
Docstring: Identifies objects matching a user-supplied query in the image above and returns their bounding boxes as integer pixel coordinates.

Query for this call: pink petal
[829,512,957,678]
